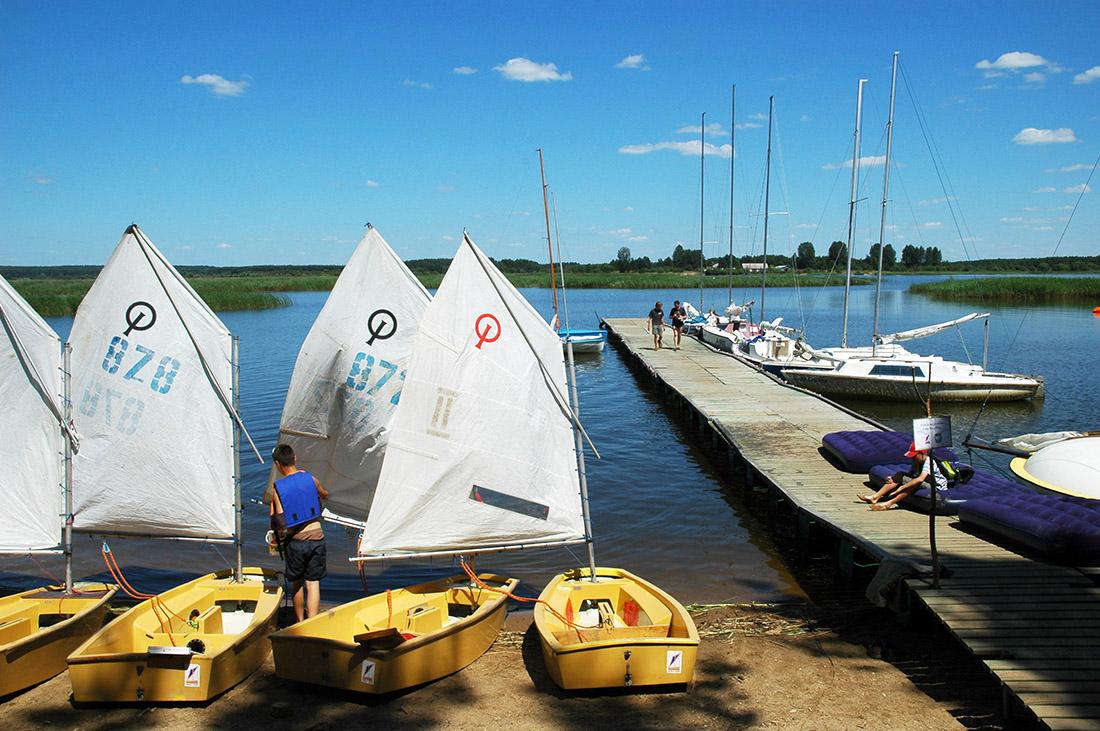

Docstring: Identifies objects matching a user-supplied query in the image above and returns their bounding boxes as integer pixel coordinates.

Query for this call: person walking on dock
[647,301,664,349]
[669,300,687,350]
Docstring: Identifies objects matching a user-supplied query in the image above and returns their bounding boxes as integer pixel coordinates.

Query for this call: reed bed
[910,276,1100,305]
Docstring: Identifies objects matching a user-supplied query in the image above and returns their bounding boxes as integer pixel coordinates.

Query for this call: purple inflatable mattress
[959,492,1100,564]
[867,463,1029,516]
[822,430,958,473]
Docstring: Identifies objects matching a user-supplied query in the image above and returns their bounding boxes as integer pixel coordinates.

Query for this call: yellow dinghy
[67,567,280,703]
[534,567,699,690]
[270,573,517,694]
[0,583,116,697]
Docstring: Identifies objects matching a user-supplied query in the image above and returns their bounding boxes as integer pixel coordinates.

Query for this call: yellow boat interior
[538,568,697,647]
[70,568,280,660]
[275,573,517,651]
[0,583,116,648]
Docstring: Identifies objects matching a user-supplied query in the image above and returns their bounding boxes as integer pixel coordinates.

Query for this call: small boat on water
[64,225,279,703]
[0,274,117,696]
[534,567,699,690]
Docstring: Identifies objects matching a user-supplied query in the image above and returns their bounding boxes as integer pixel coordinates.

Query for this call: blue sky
[2,1,1097,267]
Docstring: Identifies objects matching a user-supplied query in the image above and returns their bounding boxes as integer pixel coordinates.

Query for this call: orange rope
[100,543,195,644]
[458,561,580,629]
[386,589,393,628]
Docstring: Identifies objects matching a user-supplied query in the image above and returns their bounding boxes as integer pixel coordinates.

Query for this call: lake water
[3,274,1095,605]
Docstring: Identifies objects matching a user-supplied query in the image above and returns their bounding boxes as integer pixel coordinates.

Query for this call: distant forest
[3,242,1099,281]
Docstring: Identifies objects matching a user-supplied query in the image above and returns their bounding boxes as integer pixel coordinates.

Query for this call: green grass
[11,269,868,317]
[910,276,1100,304]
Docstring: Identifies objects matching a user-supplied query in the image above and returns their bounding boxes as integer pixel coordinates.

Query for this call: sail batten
[359,234,586,557]
[0,275,65,552]
[69,228,236,539]
[276,228,430,527]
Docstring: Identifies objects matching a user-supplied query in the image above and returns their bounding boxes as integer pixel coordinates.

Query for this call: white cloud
[822,154,886,170]
[453,66,477,75]
[216,242,233,249]
[437,185,455,193]
[794,223,817,230]
[180,73,248,97]
[366,179,379,188]
[1031,225,1054,231]
[1012,127,1077,145]
[321,235,354,244]
[1023,72,1045,84]
[1073,66,1100,85]
[618,140,732,158]
[616,54,650,71]
[606,228,633,237]
[623,206,634,212]
[1032,186,1057,193]
[403,79,433,89]
[920,221,944,229]
[975,51,1048,71]
[1044,163,1090,173]
[494,57,572,82]
[735,122,762,130]
[748,112,768,121]
[799,114,811,123]
[675,122,728,137]
[1064,183,1093,194]
[32,174,53,185]
[179,245,193,251]
[627,235,649,242]
[919,196,958,206]
[441,235,455,241]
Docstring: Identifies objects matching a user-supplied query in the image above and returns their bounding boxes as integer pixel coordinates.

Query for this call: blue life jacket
[274,471,321,529]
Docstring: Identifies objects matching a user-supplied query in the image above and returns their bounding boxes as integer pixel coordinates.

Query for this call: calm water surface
[2,274,1094,604]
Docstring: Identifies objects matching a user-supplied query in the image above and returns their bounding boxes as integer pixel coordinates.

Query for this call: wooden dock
[603,318,1100,731]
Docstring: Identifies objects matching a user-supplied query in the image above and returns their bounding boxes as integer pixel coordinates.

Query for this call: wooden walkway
[604,318,1100,731]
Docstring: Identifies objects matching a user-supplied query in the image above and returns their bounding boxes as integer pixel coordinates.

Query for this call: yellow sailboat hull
[534,567,699,690]
[269,573,517,695]
[66,567,281,703]
[0,583,117,697]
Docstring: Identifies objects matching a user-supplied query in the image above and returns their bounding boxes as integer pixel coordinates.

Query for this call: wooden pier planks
[604,318,1100,730]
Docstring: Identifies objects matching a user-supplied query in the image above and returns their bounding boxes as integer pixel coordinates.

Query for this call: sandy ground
[0,603,1005,731]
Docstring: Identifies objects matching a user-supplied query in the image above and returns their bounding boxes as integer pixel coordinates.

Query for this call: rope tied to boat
[100,542,197,643]
[457,560,581,630]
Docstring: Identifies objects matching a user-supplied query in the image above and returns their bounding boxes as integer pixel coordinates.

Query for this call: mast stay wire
[768,100,809,333]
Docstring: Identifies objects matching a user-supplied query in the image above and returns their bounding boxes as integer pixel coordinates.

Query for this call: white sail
[876,312,989,345]
[0,276,64,552]
[277,227,430,527]
[69,226,236,539]
[359,234,585,556]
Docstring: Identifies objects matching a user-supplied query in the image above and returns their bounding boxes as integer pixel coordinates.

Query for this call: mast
[62,342,73,593]
[761,96,774,324]
[232,335,242,583]
[699,112,706,312]
[538,148,560,326]
[565,339,597,581]
[728,85,736,308]
[872,51,899,354]
[841,79,867,348]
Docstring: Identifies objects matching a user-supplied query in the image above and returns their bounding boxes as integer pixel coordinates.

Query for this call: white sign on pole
[913,416,952,451]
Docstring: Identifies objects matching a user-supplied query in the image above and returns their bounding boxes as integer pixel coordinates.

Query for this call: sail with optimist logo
[68,225,255,540]
[276,226,431,529]
[357,233,587,558]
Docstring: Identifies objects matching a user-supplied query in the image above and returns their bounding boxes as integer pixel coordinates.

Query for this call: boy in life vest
[267,444,329,621]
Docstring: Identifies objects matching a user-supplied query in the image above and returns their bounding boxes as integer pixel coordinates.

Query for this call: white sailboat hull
[782,364,1043,402]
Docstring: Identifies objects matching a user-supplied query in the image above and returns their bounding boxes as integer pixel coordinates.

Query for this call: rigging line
[955,324,974,365]
[1005,150,1100,353]
[129,226,264,463]
[0,300,80,452]
[551,191,573,333]
[769,100,808,332]
[898,63,975,262]
[801,139,857,329]
[463,234,600,459]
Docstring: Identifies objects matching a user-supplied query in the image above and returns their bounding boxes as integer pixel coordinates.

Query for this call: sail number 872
[345,353,405,405]
[101,336,181,395]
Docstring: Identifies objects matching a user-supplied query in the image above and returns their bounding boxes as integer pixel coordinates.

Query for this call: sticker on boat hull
[360,659,376,685]
[666,650,683,674]
[184,663,201,688]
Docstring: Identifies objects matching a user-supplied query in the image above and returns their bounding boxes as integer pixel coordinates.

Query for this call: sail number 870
[101,336,181,395]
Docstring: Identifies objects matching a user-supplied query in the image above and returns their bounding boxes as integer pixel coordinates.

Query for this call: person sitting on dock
[267,444,330,621]
[647,301,664,350]
[858,442,947,511]
[669,300,687,350]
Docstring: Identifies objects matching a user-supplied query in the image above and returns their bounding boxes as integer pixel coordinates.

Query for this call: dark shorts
[285,539,327,582]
